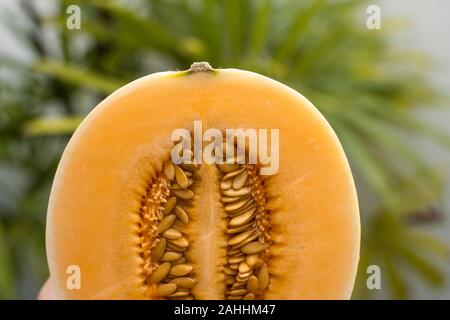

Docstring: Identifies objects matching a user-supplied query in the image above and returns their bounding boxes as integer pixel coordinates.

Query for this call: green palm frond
[354,212,448,299]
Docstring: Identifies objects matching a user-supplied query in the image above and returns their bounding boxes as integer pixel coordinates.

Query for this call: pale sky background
[381,0,450,299]
[0,0,449,299]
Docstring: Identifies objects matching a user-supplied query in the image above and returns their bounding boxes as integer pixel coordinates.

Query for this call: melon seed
[247,275,259,294]
[228,229,254,246]
[241,241,269,254]
[157,215,177,234]
[174,206,189,224]
[170,264,193,277]
[167,291,190,298]
[225,198,250,212]
[217,164,241,173]
[257,264,269,291]
[149,262,171,284]
[172,189,194,200]
[162,228,182,240]
[238,261,251,273]
[228,256,245,264]
[229,208,256,226]
[150,238,166,262]
[174,166,189,189]
[243,293,255,300]
[169,277,196,289]
[155,283,177,297]
[223,168,245,180]
[163,197,177,215]
[166,243,187,252]
[160,251,183,262]
[164,162,175,180]
[221,196,243,203]
[227,222,255,234]
[172,257,187,265]
[245,254,259,266]
[230,289,247,296]
[232,171,248,189]
[170,237,189,248]
[221,179,232,190]
[223,187,251,197]
[230,230,260,250]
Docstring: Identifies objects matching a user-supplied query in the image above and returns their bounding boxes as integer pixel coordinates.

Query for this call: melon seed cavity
[137,145,271,300]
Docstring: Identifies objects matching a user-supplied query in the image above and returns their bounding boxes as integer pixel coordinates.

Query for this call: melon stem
[189,62,213,73]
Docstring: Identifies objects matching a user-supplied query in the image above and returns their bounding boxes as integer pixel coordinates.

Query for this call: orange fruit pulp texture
[46,62,360,299]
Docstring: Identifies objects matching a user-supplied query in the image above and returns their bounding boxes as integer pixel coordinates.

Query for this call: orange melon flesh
[46,65,360,299]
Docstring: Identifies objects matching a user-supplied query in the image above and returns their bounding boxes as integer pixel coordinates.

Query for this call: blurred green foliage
[0,0,449,299]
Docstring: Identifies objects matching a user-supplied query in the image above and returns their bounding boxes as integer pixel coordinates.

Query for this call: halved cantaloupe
[46,62,360,300]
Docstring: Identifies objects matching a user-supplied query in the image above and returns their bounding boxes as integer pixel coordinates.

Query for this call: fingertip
[38,277,57,300]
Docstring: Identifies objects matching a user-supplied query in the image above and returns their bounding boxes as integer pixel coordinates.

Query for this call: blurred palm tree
[0,0,449,299]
